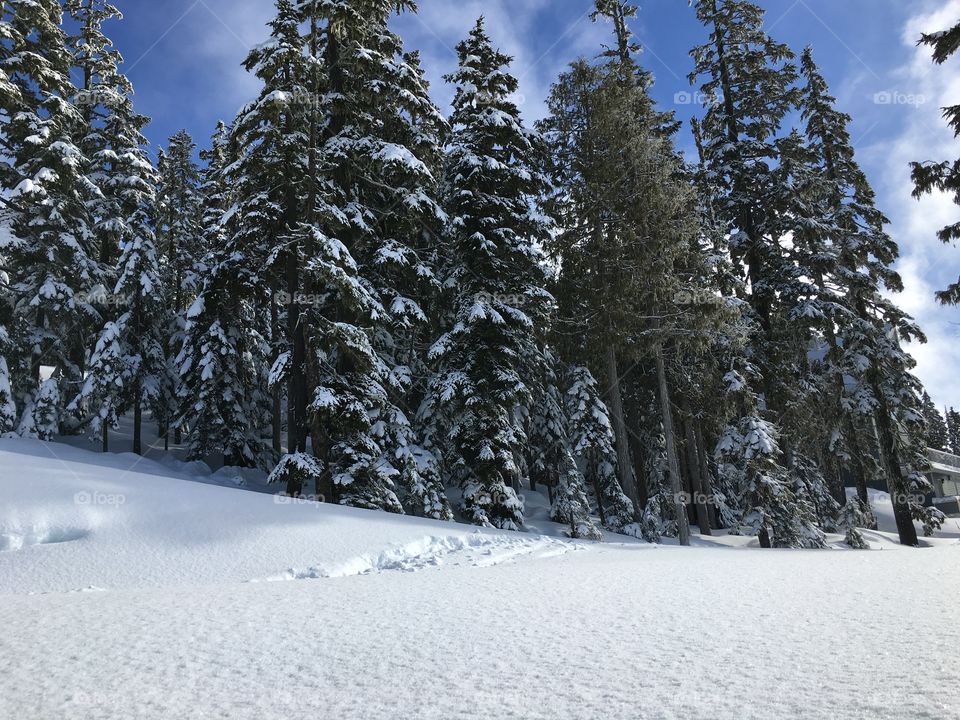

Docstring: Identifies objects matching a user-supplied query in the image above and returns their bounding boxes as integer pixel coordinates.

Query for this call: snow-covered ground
[2,437,959,720]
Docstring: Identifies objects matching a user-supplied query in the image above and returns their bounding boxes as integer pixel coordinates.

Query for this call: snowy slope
[0,438,573,593]
[2,438,960,720]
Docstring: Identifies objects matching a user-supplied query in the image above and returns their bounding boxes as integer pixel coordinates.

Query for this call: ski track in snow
[253,531,582,582]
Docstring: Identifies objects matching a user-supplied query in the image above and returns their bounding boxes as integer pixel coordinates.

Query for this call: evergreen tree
[947,408,960,455]
[797,48,940,544]
[565,365,637,534]
[541,0,733,544]
[920,392,949,451]
[689,0,838,547]
[22,377,61,440]
[529,352,601,539]
[156,132,203,352]
[428,18,552,530]
[65,0,164,454]
[0,354,16,435]
[0,0,100,427]
[72,213,166,455]
[716,367,825,548]
[911,21,960,304]
[154,129,203,447]
[267,0,453,518]
[179,1,306,469]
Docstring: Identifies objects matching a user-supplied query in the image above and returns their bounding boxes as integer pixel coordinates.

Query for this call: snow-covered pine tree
[551,451,603,541]
[277,0,451,517]
[427,17,552,530]
[25,376,61,440]
[156,130,203,308]
[689,0,837,547]
[797,48,940,544]
[689,0,799,341]
[0,348,16,435]
[528,349,567,492]
[152,129,204,448]
[921,392,950,451]
[64,0,166,453]
[179,1,310,469]
[947,408,960,454]
[156,131,203,356]
[911,20,960,304]
[529,351,601,539]
[716,367,825,548]
[0,0,101,430]
[73,196,166,456]
[565,365,637,534]
[198,121,231,240]
[66,0,134,274]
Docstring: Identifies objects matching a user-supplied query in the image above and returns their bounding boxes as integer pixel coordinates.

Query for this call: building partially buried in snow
[928,448,960,516]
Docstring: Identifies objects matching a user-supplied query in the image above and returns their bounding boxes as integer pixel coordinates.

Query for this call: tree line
[1,0,958,548]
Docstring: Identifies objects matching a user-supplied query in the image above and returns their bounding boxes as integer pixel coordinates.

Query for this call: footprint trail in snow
[252,532,581,582]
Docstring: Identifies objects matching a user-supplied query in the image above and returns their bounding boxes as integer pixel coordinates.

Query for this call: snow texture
[1,438,959,720]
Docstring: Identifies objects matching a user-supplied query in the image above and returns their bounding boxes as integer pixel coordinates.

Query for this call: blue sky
[107,0,960,409]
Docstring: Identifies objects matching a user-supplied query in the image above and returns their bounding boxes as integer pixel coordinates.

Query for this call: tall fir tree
[270,0,452,518]
[920,392,950,451]
[797,48,941,544]
[428,18,552,530]
[689,0,832,547]
[946,408,960,455]
[155,129,203,444]
[0,0,100,431]
[179,0,307,469]
[541,0,737,543]
[64,0,164,453]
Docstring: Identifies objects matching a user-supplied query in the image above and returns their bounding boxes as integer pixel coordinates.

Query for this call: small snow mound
[0,526,90,552]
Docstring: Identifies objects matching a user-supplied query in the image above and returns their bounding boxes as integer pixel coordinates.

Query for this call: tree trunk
[870,412,919,547]
[695,422,718,529]
[591,458,607,527]
[654,341,690,546]
[133,394,142,457]
[268,283,282,455]
[102,421,109,453]
[684,414,712,535]
[621,375,650,510]
[604,345,639,516]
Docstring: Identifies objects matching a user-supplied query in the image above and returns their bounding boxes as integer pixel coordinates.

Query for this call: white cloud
[396,0,607,120]
[861,0,960,409]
